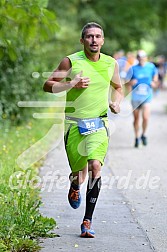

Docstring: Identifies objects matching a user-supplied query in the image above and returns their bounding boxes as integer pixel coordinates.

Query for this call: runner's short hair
[81,22,104,39]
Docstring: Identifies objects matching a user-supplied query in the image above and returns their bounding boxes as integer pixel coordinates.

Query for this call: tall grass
[0,115,61,251]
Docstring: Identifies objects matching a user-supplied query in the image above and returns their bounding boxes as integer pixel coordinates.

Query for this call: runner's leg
[83,159,101,221]
[133,109,140,138]
[142,103,150,135]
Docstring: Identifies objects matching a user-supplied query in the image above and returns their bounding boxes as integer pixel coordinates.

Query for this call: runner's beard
[90,47,98,53]
[89,44,99,53]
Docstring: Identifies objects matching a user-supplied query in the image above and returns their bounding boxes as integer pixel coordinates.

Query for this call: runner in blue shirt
[126,50,158,147]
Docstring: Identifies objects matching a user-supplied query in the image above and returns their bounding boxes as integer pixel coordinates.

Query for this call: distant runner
[126,50,158,147]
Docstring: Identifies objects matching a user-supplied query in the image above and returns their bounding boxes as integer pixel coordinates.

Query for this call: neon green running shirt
[65,50,116,118]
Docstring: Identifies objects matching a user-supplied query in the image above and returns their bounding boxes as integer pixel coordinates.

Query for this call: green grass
[0,115,62,251]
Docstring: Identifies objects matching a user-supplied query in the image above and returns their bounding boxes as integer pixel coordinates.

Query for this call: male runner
[43,22,123,237]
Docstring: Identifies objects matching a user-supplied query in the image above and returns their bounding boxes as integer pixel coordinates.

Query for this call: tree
[0,0,58,123]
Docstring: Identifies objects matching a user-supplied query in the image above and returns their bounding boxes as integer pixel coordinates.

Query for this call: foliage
[154,31,167,57]
[0,0,58,124]
[0,189,56,239]
[0,117,58,251]
[156,0,167,31]
[1,0,167,125]
[76,0,158,53]
[47,0,167,56]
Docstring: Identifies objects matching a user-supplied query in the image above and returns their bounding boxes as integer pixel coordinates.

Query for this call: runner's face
[137,56,147,65]
[81,27,104,53]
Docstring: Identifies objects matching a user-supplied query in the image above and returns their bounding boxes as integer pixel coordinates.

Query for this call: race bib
[135,84,149,95]
[78,118,104,135]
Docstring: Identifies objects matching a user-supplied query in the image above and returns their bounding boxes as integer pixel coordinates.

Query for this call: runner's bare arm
[151,73,158,88]
[43,57,90,93]
[43,57,72,93]
[127,79,137,86]
[109,61,123,114]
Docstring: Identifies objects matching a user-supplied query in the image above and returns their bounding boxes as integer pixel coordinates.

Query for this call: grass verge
[0,115,62,251]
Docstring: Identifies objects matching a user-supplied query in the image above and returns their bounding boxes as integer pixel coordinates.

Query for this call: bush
[0,0,58,124]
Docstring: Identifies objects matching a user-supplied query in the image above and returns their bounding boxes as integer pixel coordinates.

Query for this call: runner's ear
[80,38,84,45]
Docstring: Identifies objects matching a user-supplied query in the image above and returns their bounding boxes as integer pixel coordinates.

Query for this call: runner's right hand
[70,71,90,89]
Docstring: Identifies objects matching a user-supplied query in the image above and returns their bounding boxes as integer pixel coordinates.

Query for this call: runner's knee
[88,160,101,178]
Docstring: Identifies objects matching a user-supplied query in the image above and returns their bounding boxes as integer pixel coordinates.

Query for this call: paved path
[40,88,167,252]
[109,88,167,252]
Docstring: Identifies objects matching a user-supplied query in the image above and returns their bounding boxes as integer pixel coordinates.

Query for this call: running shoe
[134,138,140,148]
[80,219,95,238]
[68,186,81,209]
[141,135,147,146]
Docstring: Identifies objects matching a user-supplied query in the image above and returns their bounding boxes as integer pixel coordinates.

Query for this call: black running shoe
[134,138,140,148]
[141,135,147,146]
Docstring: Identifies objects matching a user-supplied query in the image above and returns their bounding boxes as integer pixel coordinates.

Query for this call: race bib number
[78,118,104,135]
[135,84,149,95]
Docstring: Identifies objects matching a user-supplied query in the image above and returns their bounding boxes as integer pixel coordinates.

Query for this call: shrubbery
[0,0,58,124]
